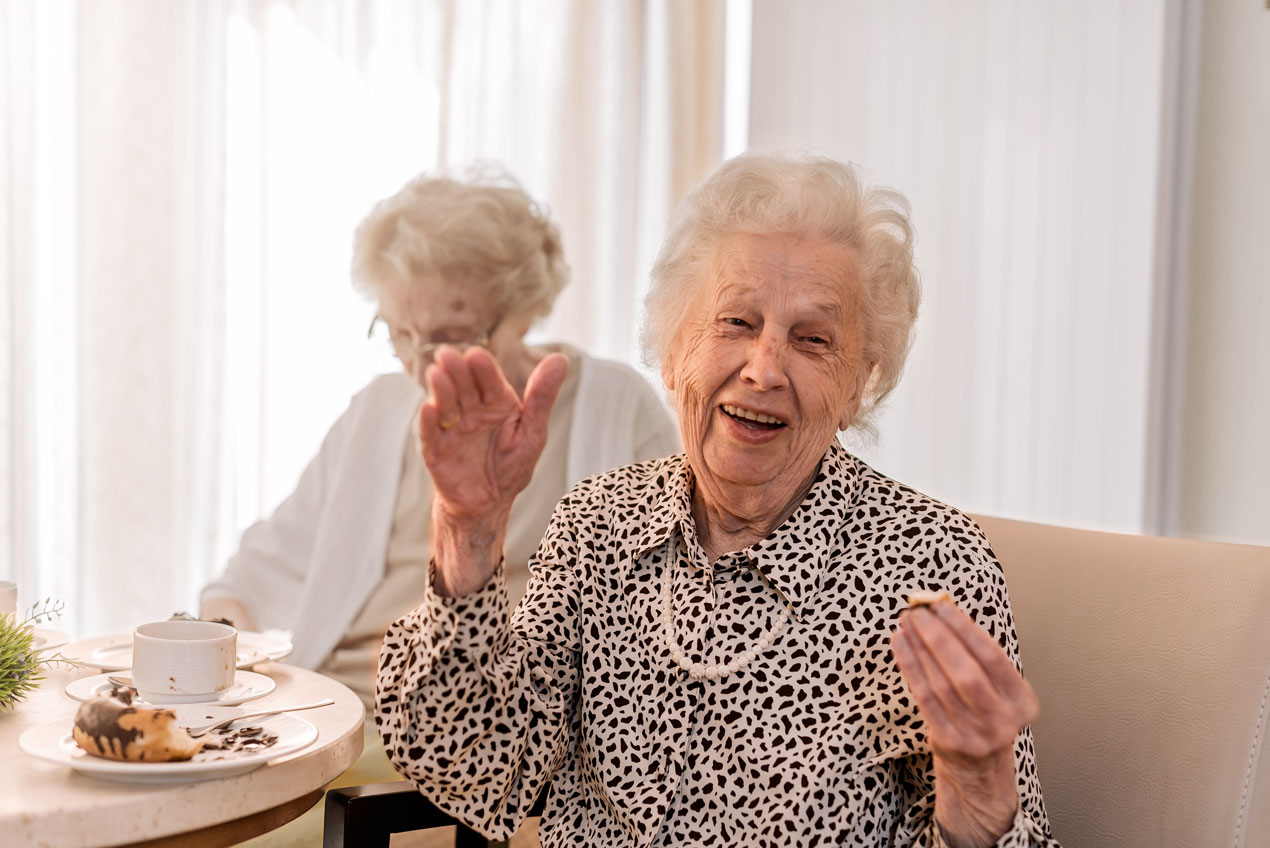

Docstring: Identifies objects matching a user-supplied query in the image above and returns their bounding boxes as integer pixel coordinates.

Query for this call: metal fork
[182,699,335,738]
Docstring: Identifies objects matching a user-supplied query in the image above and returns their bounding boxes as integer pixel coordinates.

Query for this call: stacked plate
[20,706,317,783]
[59,630,294,708]
[64,629,293,672]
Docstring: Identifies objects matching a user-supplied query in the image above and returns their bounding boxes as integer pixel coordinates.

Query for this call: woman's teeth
[721,404,784,426]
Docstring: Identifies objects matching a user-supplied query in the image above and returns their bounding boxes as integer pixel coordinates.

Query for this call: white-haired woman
[377,153,1060,847]
[200,170,680,796]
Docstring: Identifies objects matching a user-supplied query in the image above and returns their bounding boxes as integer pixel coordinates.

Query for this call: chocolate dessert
[72,687,204,762]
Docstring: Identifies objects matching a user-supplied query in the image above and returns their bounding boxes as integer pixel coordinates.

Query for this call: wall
[1178,0,1270,544]
[747,0,1171,533]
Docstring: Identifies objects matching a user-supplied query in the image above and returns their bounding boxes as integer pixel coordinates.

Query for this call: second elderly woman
[200,169,680,829]
[377,153,1061,847]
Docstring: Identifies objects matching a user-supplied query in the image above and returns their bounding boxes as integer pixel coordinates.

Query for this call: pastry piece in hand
[72,687,204,762]
[906,589,951,609]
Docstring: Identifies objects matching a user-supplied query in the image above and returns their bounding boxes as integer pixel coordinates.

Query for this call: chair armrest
[322,782,547,848]
[323,782,489,848]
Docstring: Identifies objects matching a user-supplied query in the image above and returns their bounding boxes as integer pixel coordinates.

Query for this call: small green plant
[0,598,77,710]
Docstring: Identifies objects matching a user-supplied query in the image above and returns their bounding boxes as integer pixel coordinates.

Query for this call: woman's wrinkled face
[663,232,871,497]
[375,276,512,390]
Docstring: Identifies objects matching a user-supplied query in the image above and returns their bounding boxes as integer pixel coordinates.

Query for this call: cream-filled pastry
[72,687,204,762]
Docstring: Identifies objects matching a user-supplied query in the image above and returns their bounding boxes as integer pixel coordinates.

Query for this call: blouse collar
[623,441,864,619]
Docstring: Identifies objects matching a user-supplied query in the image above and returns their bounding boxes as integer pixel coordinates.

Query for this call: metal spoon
[182,699,335,738]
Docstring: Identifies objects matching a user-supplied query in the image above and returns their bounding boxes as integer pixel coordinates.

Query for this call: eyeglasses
[367,314,503,363]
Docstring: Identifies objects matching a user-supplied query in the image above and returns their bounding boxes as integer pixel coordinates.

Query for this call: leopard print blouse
[376,443,1061,847]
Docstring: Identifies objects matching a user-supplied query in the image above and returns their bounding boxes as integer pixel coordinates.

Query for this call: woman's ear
[839,361,875,431]
[660,339,679,391]
[838,402,858,433]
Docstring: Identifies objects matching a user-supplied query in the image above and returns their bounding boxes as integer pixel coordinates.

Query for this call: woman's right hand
[418,345,567,596]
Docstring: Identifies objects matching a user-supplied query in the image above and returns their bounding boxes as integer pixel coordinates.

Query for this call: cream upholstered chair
[973,514,1270,848]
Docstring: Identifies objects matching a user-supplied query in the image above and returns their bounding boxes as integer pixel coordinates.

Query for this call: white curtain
[2,0,224,638]
[2,0,725,637]
[748,0,1188,535]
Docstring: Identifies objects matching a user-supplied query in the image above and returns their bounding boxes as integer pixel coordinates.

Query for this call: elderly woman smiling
[376,153,1060,847]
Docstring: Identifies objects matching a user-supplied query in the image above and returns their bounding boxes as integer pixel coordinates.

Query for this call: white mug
[131,620,237,704]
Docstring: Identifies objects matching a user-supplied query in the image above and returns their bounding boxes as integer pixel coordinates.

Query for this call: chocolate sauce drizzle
[199,724,280,759]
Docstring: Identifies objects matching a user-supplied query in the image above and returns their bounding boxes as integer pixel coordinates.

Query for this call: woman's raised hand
[891,600,1040,848]
[418,346,568,596]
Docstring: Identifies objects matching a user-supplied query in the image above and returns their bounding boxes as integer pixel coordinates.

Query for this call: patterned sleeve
[893,513,1062,848]
[375,495,584,840]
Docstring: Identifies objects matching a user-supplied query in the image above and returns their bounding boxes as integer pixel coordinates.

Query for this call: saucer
[31,628,71,653]
[64,670,276,707]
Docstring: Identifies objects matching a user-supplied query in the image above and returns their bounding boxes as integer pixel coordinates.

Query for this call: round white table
[0,661,364,847]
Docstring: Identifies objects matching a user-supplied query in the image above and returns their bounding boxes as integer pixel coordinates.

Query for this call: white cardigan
[201,352,680,669]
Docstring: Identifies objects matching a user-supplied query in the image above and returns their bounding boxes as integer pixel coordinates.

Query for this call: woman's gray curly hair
[351,166,568,322]
[641,151,921,434]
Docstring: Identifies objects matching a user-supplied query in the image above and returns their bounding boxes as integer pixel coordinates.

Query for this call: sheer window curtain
[3,0,229,638]
[3,0,725,637]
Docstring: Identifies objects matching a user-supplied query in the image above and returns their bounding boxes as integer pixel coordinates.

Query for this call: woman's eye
[723,317,750,328]
[801,335,829,345]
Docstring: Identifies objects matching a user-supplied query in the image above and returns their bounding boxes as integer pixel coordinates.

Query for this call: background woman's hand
[418,346,567,596]
[891,600,1040,848]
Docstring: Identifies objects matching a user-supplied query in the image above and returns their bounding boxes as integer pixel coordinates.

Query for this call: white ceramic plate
[63,630,293,671]
[19,707,317,784]
[30,628,71,653]
[64,670,276,707]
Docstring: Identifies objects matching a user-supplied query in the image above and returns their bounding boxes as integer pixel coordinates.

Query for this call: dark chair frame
[323,782,546,848]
